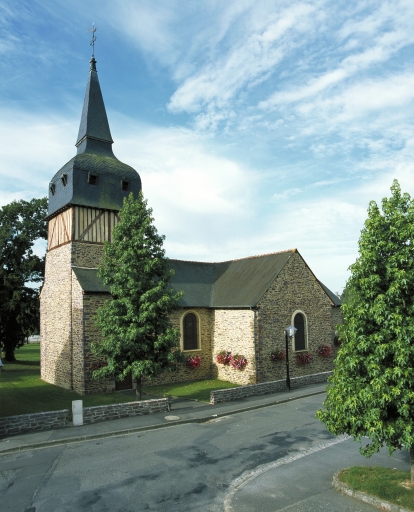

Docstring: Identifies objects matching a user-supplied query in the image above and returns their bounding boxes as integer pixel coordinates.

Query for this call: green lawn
[338,466,414,511]
[144,379,240,402]
[0,344,239,417]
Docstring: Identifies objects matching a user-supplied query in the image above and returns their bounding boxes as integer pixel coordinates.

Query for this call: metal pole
[285,331,290,391]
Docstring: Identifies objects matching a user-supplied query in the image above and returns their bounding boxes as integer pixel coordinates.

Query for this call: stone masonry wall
[0,410,69,437]
[82,398,168,424]
[71,241,104,268]
[71,274,85,394]
[41,236,110,394]
[256,251,336,384]
[211,309,256,385]
[40,244,73,389]
[0,399,168,437]
[210,371,332,404]
[331,306,343,337]
[144,308,214,386]
[82,293,115,395]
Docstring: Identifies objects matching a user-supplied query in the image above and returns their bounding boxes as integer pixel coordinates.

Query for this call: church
[40,55,342,395]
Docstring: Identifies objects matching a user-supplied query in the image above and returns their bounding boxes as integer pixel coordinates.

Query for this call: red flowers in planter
[216,350,232,365]
[317,344,332,358]
[216,351,248,370]
[295,352,313,366]
[271,349,286,362]
[229,354,248,370]
[187,354,201,369]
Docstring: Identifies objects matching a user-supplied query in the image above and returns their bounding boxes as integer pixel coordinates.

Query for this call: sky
[1,0,414,295]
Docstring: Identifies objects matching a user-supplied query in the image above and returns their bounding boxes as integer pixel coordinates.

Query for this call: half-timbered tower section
[40,55,141,394]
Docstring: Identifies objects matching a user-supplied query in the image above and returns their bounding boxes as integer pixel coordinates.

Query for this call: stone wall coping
[1,409,69,421]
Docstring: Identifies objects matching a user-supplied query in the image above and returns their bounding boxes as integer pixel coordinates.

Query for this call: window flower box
[271,349,286,362]
[216,350,232,365]
[230,354,248,370]
[296,352,312,366]
[317,344,332,358]
[187,354,201,369]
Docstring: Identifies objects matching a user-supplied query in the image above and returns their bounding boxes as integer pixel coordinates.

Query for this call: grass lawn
[144,379,241,402]
[0,344,134,418]
[338,466,414,511]
[0,344,240,417]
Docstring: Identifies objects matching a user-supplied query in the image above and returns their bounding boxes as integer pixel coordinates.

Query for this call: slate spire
[75,56,114,154]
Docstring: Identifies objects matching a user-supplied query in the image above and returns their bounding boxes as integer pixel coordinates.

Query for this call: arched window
[293,311,307,351]
[183,312,199,351]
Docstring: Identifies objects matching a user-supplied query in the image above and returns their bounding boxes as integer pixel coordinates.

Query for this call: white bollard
[72,400,83,426]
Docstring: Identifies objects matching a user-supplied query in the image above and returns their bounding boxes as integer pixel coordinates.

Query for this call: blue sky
[1,0,414,294]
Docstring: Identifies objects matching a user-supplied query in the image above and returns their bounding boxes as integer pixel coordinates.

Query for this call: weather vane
[88,23,97,58]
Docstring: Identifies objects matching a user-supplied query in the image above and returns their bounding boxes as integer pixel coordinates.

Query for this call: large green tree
[317,180,414,481]
[91,192,184,399]
[0,197,48,361]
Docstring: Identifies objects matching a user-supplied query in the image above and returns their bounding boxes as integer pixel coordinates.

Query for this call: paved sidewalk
[225,436,410,512]
[0,383,326,454]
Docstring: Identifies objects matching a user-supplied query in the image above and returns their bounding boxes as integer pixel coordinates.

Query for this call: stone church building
[40,56,342,395]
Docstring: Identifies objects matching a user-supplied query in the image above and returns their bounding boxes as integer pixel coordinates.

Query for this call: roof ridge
[169,249,296,265]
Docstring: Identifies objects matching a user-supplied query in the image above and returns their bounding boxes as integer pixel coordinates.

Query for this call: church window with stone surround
[183,312,199,351]
[293,311,308,351]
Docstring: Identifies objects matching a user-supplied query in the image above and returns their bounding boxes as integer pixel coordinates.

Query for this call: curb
[224,435,350,512]
[0,389,325,455]
[332,471,412,512]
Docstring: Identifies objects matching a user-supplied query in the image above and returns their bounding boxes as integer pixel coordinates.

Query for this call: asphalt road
[0,394,410,512]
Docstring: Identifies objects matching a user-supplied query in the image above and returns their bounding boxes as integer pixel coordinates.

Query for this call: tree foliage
[0,197,48,360]
[91,193,184,398]
[317,180,414,479]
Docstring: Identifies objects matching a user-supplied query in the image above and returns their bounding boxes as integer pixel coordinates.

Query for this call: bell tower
[40,49,141,393]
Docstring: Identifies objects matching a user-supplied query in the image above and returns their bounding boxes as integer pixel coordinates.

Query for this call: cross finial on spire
[88,23,97,58]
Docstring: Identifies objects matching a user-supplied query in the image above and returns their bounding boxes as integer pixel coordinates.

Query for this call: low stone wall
[82,398,169,425]
[210,371,331,404]
[0,410,69,437]
[0,398,169,437]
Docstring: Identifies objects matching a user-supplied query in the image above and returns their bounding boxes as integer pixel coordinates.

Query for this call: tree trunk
[4,346,16,361]
[136,376,142,401]
[411,446,414,483]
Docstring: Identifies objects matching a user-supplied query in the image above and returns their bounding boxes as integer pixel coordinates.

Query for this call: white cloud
[167,3,316,116]
[0,108,76,207]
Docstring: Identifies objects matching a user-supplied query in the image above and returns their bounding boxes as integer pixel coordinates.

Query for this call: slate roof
[169,251,294,307]
[318,280,342,306]
[72,250,342,308]
[72,267,110,293]
[47,57,141,219]
[76,57,113,146]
